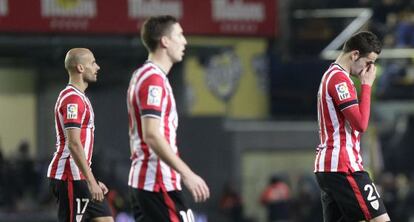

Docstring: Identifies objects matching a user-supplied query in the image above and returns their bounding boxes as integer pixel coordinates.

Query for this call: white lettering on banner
[0,0,8,16]
[128,0,182,19]
[220,23,258,33]
[41,0,96,18]
[212,0,264,22]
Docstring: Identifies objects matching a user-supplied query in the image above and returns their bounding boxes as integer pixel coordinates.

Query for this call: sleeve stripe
[339,99,358,111]
[142,114,162,119]
[64,123,81,128]
[141,109,161,117]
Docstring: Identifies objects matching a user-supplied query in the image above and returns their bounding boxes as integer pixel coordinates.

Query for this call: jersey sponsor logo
[147,85,162,106]
[335,82,350,101]
[67,103,78,119]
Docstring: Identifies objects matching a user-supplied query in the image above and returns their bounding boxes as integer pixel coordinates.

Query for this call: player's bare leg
[358,213,391,222]
[92,216,114,222]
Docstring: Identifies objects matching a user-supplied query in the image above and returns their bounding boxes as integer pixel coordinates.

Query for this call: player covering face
[314,31,391,222]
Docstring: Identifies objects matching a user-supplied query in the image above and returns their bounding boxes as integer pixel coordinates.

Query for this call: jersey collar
[67,84,85,95]
[332,63,349,76]
[145,60,168,76]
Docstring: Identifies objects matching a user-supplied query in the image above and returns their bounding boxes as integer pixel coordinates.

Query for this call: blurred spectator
[376,59,414,99]
[369,0,404,40]
[219,182,244,222]
[0,142,9,207]
[259,174,291,222]
[395,10,414,47]
[379,172,399,219]
[291,174,322,222]
[14,140,39,199]
[397,173,414,222]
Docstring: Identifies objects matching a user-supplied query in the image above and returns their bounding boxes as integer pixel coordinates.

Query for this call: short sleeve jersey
[127,61,181,192]
[47,85,95,181]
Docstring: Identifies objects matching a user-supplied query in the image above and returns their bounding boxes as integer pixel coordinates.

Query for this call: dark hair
[342,31,382,56]
[140,15,178,53]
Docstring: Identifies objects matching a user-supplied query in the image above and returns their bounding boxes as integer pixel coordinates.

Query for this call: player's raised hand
[360,63,376,86]
[87,180,104,202]
[182,172,210,203]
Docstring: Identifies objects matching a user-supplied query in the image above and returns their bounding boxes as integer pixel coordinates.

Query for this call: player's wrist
[85,174,97,184]
[181,169,195,180]
[361,84,372,89]
[361,82,373,87]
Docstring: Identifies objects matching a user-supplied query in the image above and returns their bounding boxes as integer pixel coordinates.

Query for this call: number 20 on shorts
[179,209,195,222]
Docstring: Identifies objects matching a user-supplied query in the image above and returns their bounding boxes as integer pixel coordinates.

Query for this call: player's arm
[141,117,210,202]
[341,85,371,132]
[62,96,104,202]
[66,128,104,202]
[341,64,376,132]
[137,74,209,202]
[330,64,376,132]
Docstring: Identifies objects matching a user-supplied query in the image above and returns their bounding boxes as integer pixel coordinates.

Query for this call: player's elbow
[347,117,368,133]
[142,131,159,146]
[352,123,368,133]
[356,127,367,133]
[67,140,83,152]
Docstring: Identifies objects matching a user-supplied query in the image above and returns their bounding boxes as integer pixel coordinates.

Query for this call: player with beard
[47,48,113,222]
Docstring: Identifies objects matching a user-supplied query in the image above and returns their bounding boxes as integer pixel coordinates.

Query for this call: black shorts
[315,171,388,222]
[130,187,194,222]
[50,179,112,222]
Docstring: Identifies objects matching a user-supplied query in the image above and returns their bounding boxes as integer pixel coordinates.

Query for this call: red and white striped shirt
[315,63,367,173]
[127,61,181,192]
[47,85,95,181]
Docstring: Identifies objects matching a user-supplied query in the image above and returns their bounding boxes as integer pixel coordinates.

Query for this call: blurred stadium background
[1,0,414,221]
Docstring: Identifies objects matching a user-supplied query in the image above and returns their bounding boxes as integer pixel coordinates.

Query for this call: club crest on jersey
[370,199,379,210]
[335,82,350,101]
[67,104,78,119]
[147,85,162,106]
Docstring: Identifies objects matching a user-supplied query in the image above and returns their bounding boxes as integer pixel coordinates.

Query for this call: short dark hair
[140,15,178,53]
[342,31,382,56]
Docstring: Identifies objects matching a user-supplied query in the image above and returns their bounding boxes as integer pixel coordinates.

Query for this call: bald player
[47,48,113,222]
